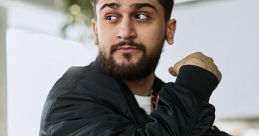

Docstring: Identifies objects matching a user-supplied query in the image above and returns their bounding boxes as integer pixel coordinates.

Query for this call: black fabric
[176,65,219,102]
[40,61,227,136]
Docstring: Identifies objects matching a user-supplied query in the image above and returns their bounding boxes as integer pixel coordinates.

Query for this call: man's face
[92,0,176,80]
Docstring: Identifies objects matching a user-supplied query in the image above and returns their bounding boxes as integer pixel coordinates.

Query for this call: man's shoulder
[46,62,122,101]
[40,63,131,133]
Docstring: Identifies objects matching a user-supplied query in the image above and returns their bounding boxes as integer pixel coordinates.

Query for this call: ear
[166,19,176,45]
[91,18,98,45]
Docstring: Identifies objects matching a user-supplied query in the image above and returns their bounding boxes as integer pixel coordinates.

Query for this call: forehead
[95,0,163,12]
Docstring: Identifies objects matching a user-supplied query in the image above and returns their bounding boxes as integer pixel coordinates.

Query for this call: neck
[123,73,155,96]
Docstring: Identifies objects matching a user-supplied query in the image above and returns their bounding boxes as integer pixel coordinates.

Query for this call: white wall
[0,5,7,136]
[6,28,98,136]
[5,3,97,136]
[156,0,259,119]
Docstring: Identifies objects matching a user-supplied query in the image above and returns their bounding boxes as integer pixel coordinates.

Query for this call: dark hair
[90,0,174,21]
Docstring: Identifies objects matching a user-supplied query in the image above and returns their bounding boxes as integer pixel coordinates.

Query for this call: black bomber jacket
[40,60,230,136]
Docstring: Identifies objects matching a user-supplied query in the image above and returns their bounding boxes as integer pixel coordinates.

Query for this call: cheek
[96,25,116,55]
[98,31,112,45]
[136,23,166,47]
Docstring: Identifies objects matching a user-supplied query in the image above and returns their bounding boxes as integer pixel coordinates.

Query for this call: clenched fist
[169,52,222,81]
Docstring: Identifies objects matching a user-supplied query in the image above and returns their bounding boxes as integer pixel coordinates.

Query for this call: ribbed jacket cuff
[175,65,219,102]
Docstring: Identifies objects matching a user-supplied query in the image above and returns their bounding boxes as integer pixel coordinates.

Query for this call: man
[40,0,230,135]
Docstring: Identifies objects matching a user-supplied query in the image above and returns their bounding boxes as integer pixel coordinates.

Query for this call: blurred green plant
[61,0,94,39]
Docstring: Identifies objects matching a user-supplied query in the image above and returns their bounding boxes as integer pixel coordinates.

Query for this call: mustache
[110,40,146,53]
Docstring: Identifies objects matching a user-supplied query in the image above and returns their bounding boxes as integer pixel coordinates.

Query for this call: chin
[115,60,138,67]
[115,57,140,66]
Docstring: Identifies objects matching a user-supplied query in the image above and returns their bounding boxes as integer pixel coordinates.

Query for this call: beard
[97,40,164,81]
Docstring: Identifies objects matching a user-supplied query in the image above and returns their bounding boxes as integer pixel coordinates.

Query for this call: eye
[135,12,149,21]
[105,14,118,22]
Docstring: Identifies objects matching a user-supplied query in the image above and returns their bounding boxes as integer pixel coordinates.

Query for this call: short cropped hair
[90,0,174,21]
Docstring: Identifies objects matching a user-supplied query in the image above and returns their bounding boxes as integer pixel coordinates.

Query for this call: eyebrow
[131,3,158,13]
[100,3,119,11]
[100,3,158,13]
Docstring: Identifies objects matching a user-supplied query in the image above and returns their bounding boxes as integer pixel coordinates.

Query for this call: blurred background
[0,0,259,135]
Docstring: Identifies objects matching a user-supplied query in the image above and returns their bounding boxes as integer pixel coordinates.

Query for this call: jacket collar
[92,59,165,126]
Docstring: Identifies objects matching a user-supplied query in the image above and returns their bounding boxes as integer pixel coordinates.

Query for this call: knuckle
[195,51,203,55]
[207,57,214,62]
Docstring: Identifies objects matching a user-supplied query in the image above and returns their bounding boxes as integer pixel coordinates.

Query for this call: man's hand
[169,52,222,81]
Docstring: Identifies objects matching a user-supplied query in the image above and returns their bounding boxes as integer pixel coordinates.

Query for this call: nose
[116,16,136,40]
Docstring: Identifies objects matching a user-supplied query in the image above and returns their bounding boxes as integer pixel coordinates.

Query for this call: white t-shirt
[134,95,152,115]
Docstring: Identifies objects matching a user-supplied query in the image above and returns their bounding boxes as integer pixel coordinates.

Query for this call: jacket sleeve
[40,65,218,136]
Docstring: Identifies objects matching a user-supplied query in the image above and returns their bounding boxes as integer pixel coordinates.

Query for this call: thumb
[169,67,177,76]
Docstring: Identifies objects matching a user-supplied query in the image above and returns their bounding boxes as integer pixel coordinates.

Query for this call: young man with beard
[40,0,230,135]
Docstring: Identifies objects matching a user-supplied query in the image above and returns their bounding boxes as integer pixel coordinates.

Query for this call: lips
[113,45,141,54]
[110,41,146,54]
[116,45,139,50]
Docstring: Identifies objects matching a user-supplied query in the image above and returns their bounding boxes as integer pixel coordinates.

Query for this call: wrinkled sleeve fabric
[40,65,219,136]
